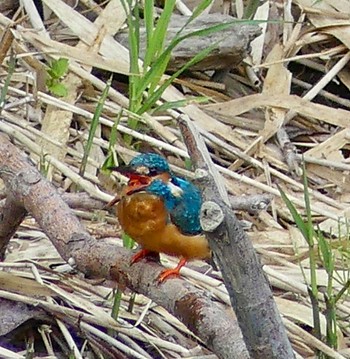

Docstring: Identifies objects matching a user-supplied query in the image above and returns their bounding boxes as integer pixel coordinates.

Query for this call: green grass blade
[279,186,309,241]
[190,0,214,20]
[302,161,314,241]
[172,0,220,41]
[153,96,209,113]
[138,40,218,114]
[123,0,143,143]
[124,0,141,113]
[111,288,123,322]
[101,111,122,171]
[143,0,155,69]
[145,0,176,94]
[172,19,272,44]
[317,228,333,276]
[79,76,111,177]
[324,294,338,349]
[148,0,176,61]
[135,24,231,106]
[334,279,350,304]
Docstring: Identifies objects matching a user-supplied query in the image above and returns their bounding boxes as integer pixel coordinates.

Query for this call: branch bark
[178,115,295,359]
[0,193,27,260]
[0,133,248,359]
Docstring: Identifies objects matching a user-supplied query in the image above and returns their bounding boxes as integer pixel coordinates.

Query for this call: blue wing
[170,177,202,235]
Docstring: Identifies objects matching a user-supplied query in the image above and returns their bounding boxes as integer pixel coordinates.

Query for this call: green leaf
[101,153,116,172]
[48,58,69,79]
[48,82,68,97]
[122,233,135,249]
[278,185,310,244]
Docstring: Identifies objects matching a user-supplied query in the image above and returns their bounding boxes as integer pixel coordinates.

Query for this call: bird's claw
[130,249,151,264]
[157,268,181,283]
[157,257,187,283]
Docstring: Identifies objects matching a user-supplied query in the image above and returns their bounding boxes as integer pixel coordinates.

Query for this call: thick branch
[178,116,295,359]
[0,133,248,359]
[0,194,27,260]
[60,192,108,211]
[115,14,260,72]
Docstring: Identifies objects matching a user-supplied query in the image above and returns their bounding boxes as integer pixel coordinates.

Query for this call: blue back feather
[171,177,202,235]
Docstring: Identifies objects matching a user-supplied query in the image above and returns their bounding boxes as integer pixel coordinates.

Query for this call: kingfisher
[110,153,210,282]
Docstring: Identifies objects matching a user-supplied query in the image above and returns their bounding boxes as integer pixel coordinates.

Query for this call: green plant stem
[324,294,337,350]
[302,162,322,345]
[111,288,123,320]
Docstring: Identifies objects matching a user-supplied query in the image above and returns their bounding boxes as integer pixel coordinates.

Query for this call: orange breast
[117,192,210,260]
[117,192,168,241]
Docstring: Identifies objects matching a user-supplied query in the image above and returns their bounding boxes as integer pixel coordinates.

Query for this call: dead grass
[0,0,349,358]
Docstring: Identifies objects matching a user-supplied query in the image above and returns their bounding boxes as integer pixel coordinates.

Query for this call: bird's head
[110,153,172,195]
[133,178,184,211]
[127,153,170,176]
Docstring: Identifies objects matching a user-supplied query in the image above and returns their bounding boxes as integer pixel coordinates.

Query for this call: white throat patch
[168,181,183,197]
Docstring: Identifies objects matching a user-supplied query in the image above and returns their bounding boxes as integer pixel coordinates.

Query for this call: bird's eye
[148,168,159,176]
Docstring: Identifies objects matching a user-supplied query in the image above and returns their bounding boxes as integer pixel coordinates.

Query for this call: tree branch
[230,194,272,214]
[0,193,27,260]
[177,115,295,359]
[0,133,248,359]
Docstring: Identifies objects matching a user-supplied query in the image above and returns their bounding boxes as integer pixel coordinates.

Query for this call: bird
[111,153,210,282]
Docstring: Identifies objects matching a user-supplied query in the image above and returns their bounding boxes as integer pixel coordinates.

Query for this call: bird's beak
[108,165,134,177]
[124,174,152,195]
[109,165,152,194]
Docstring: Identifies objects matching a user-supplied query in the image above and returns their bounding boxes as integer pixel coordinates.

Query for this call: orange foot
[158,258,187,283]
[131,249,152,264]
[131,249,160,265]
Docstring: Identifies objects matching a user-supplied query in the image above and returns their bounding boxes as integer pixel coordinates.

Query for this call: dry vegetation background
[0,0,350,358]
